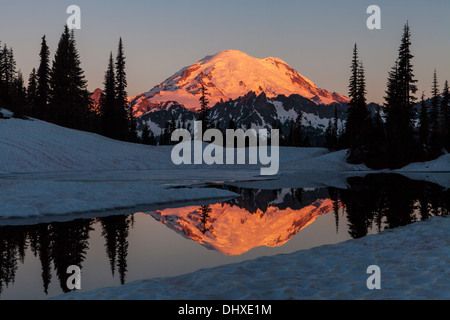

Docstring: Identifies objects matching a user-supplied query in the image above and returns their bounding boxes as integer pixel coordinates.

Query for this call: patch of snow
[397,153,450,172]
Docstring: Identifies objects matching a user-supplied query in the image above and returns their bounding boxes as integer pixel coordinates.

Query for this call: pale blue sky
[0,0,449,103]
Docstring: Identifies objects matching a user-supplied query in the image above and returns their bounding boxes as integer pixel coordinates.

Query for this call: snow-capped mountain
[129,49,349,114]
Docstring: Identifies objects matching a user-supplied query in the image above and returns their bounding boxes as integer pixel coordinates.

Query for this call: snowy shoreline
[54,216,449,300]
[0,116,449,222]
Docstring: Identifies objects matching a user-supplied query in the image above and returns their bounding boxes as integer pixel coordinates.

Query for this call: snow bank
[54,216,450,300]
[0,117,366,174]
[0,117,175,173]
[398,153,450,172]
[0,178,237,219]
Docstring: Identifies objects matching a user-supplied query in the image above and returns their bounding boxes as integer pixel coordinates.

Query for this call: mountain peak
[131,50,348,112]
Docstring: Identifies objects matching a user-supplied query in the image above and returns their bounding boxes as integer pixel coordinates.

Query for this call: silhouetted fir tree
[429,70,443,158]
[0,45,17,109]
[114,38,131,141]
[170,117,177,140]
[228,117,237,130]
[325,107,340,150]
[441,80,450,151]
[100,52,117,138]
[345,46,371,162]
[418,93,430,157]
[28,224,53,295]
[0,225,29,295]
[327,187,340,234]
[340,177,377,239]
[365,105,387,168]
[116,218,130,285]
[198,83,210,133]
[27,68,38,115]
[141,122,155,145]
[11,70,27,118]
[418,187,431,221]
[99,215,132,283]
[384,23,418,169]
[199,205,212,234]
[0,44,8,110]
[128,110,138,142]
[49,26,91,130]
[36,35,51,121]
[50,219,93,293]
[382,176,416,228]
[0,41,3,109]
[292,112,304,147]
[287,120,295,147]
[161,120,173,145]
[324,120,334,150]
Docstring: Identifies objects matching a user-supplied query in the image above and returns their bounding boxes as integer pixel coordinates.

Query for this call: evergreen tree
[99,215,132,284]
[228,117,237,130]
[128,112,138,142]
[199,205,212,234]
[27,68,38,115]
[114,38,130,141]
[325,107,340,151]
[441,80,450,151]
[11,70,26,118]
[325,119,334,150]
[344,44,371,163]
[291,112,304,147]
[161,120,172,145]
[0,44,6,107]
[100,52,117,138]
[384,23,418,169]
[141,123,155,145]
[198,83,210,133]
[36,35,50,120]
[429,70,442,158]
[0,45,17,109]
[49,26,91,130]
[418,93,430,157]
[50,219,93,293]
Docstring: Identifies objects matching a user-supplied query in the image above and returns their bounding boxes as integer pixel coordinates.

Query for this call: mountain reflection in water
[0,174,448,298]
[150,188,336,255]
[150,174,449,255]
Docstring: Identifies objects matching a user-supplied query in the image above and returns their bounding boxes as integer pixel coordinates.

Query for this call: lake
[0,173,448,299]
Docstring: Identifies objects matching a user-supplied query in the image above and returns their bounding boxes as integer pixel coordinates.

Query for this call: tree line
[326,22,450,169]
[0,26,139,143]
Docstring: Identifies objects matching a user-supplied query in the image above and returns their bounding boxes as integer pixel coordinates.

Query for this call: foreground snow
[1,116,447,175]
[398,153,450,172]
[54,216,449,300]
[0,117,367,173]
[0,175,237,220]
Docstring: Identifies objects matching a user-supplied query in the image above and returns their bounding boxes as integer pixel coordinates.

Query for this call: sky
[0,0,449,104]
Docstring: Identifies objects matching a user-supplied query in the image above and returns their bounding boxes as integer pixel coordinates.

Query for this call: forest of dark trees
[326,23,450,169]
[0,26,138,143]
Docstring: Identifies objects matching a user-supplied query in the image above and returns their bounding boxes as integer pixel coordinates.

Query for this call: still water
[0,173,448,299]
